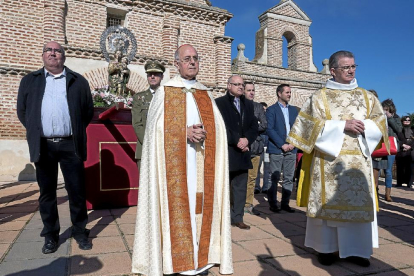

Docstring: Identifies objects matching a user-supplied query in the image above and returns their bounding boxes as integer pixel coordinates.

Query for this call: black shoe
[281,205,295,213]
[251,207,260,216]
[42,239,58,254]
[318,253,335,266]
[346,256,370,267]
[254,189,261,194]
[74,237,92,250]
[261,190,268,194]
[269,206,281,213]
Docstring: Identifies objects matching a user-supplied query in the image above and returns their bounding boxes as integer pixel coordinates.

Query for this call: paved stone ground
[1,179,413,276]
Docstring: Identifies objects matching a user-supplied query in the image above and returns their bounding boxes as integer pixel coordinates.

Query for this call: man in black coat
[216,75,258,230]
[17,41,94,254]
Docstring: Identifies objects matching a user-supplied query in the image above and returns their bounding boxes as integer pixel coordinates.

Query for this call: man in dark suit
[216,75,258,230]
[17,41,94,254]
[266,84,298,213]
[131,61,165,169]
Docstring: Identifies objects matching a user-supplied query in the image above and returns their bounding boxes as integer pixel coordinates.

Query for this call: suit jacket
[215,92,258,171]
[131,88,153,159]
[16,67,93,162]
[250,101,267,156]
[266,103,298,154]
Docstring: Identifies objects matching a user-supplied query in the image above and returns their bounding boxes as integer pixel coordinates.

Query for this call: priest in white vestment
[287,50,389,267]
[131,44,233,276]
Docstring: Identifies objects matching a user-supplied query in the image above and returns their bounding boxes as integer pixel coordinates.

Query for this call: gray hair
[227,75,242,84]
[329,50,354,69]
[43,42,65,57]
[174,48,180,61]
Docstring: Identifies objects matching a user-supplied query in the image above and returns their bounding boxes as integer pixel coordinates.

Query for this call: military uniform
[131,61,165,169]
[132,88,153,164]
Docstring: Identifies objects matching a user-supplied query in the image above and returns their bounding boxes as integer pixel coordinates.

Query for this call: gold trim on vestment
[193,90,216,269]
[310,214,375,223]
[298,111,318,122]
[320,88,332,120]
[288,119,324,153]
[320,153,326,206]
[361,88,370,117]
[340,150,361,155]
[196,192,203,214]
[164,86,195,272]
[323,205,373,211]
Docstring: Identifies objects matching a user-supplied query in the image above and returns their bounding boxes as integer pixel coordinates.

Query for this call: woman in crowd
[396,116,414,188]
[382,99,402,201]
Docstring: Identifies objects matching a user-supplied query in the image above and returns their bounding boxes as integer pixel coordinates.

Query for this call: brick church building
[0,0,329,180]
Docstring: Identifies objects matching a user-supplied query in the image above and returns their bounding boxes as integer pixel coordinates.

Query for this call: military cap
[145,61,165,73]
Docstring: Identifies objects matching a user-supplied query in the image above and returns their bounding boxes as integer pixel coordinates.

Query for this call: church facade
[0,0,329,180]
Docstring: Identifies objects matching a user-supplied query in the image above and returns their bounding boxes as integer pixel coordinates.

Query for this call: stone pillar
[267,37,283,67]
[44,0,66,44]
[162,15,180,64]
[214,35,233,88]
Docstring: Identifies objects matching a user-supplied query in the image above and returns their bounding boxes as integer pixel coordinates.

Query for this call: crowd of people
[16,41,413,276]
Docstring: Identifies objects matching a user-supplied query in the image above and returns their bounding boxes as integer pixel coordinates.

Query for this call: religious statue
[108,50,130,96]
[100,26,137,97]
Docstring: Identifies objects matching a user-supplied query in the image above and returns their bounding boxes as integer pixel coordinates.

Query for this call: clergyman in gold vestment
[287,51,389,267]
[131,44,233,276]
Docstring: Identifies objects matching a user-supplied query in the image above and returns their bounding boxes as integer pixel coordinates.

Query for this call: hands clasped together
[345,119,365,135]
[281,144,294,153]
[237,137,249,152]
[187,124,206,143]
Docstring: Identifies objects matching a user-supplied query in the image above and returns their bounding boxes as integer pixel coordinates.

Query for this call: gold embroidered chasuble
[131,75,233,276]
[287,87,388,223]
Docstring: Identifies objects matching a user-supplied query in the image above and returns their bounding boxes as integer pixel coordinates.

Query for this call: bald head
[174,44,199,80]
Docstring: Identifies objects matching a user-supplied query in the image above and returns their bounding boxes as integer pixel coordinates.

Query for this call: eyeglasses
[43,48,63,55]
[177,56,200,63]
[404,118,411,121]
[229,83,245,88]
[335,64,358,72]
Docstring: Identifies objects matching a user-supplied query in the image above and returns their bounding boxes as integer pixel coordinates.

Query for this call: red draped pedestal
[85,104,139,210]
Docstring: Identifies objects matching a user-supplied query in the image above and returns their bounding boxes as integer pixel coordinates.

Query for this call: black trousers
[229,170,248,223]
[396,154,412,185]
[35,138,88,241]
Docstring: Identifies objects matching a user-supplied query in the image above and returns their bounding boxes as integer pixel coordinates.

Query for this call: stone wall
[0,0,233,141]
[0,0,232,180]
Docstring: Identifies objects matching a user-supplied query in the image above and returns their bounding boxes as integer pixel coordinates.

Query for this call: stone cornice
[0,66,33,76]
[234,71,327,87]
[64,45,170,65]
[213,36,234,44]
[259,13,311,27]
[76,0,233,24]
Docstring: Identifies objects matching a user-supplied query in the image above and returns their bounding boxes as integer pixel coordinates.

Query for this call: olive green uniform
[131,88,153,168]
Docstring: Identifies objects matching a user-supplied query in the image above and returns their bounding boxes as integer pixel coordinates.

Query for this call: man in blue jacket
[17,41,93,254]
[266,84,298,213]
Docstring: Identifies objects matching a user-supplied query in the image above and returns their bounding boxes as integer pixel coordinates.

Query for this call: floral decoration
[91,85,133,108]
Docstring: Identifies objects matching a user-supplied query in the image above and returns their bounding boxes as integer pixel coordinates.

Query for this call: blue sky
[210,0,414,115]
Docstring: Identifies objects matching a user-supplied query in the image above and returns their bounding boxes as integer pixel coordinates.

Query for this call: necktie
[234,98,240,113]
